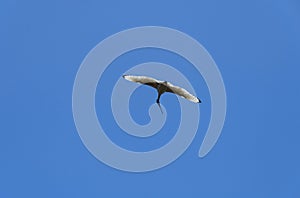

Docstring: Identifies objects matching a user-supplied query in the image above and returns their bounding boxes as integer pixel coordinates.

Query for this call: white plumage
[123,75,201,112]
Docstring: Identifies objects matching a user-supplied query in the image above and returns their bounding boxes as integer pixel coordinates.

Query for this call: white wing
[123,74,201,103]
[123,75,161,89]
[166,82,201,103]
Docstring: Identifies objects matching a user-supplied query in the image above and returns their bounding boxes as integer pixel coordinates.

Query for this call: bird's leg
[156,94,161,104]
[156,93,163,114]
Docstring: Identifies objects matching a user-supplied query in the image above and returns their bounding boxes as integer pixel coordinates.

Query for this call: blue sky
[1,0,300,197]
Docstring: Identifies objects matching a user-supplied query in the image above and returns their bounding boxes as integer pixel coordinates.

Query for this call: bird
[122,75,201,113]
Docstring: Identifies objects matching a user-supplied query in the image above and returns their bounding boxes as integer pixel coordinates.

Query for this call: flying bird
[122,75,201,113]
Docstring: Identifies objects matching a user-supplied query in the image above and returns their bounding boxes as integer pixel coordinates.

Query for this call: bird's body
[123,75,201,112]
[156,82,167,101]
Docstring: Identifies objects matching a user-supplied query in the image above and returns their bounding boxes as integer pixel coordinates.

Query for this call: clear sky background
[1,0,300,197]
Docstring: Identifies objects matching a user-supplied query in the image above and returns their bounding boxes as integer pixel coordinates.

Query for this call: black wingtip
[122,74,127,78]
[198,98,202,103]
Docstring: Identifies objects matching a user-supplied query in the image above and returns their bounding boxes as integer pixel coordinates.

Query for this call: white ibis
[122,75,201,113]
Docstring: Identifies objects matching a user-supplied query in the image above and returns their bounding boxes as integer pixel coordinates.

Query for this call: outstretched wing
[166,82,201,103]
[122,75,160,89]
